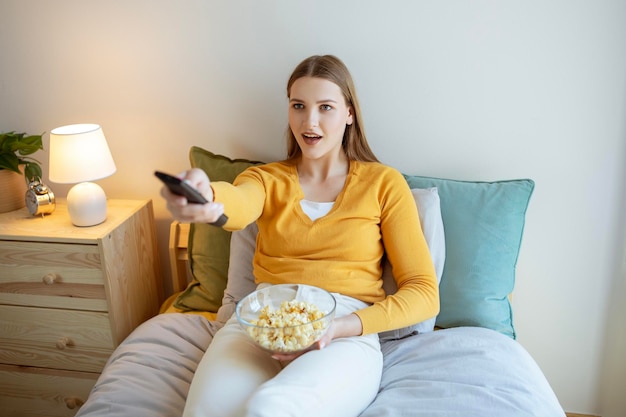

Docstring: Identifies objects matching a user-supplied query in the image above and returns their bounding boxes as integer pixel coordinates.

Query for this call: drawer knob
[65,397,84,409]
[42,273,59,285]
[56,336,74,350]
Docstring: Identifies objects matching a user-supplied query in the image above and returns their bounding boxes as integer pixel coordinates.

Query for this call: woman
[162,55,439,417]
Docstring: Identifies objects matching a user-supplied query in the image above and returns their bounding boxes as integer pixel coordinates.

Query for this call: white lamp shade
[49,124,116,184]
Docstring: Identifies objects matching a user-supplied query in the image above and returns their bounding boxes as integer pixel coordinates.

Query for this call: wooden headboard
[168,221,190,294]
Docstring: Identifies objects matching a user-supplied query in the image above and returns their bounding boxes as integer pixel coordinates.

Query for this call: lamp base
[67,182,108,227]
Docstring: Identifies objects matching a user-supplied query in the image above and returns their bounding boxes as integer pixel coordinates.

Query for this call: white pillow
[218,187,446,339]
[378,187,445,340]
[217,221,259,323]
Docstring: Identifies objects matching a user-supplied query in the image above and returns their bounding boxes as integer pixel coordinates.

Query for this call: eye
[320,104,333,111]
[292,103,304,110]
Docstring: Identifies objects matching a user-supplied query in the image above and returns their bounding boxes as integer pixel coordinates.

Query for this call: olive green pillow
[173,146,264,312]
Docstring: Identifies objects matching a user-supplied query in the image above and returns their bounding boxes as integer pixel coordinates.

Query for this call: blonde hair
[285,55,379,162]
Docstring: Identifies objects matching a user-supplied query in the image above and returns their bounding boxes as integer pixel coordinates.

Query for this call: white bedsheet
[76,314,565,417]
[363,326,565,417]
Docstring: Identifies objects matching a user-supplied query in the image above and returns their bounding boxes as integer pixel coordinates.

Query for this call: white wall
[598,226,626,417]
[1,1,624,415]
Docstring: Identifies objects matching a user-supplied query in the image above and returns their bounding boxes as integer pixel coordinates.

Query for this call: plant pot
[0,169,27,213]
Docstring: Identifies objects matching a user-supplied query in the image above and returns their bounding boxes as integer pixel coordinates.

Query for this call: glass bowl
[236,284,336,354]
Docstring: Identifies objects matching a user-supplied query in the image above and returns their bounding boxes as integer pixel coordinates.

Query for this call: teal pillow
[404,175,534,339]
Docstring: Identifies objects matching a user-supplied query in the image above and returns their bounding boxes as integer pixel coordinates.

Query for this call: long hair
[285,55,379,162]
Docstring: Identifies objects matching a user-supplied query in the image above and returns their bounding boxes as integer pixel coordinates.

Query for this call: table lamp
[49,124,117,227]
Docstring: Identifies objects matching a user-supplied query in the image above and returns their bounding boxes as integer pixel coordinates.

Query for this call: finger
[161,186,188,206]
[161,188,180,202]
[182,168,209,187]
[206,202,224,219]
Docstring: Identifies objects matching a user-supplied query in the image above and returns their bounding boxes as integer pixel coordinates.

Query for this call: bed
[75,147,566,416]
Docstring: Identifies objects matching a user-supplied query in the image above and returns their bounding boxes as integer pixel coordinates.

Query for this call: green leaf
[20,134,43,149]
[24,162,42,182]
[17,143,42,156]
[1,136,18,153]
[0,153,21,173]
[12,135,42,155]
[0,131,44,179]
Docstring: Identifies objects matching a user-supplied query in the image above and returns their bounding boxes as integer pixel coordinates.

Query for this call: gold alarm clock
[25,179,56,216]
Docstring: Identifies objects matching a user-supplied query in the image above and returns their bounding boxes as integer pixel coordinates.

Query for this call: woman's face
[288,77,353,161]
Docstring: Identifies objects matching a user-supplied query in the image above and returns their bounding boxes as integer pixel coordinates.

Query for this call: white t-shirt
[300,199,334,221]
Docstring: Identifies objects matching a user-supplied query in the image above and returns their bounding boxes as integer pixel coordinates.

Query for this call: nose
[304,109,319,128]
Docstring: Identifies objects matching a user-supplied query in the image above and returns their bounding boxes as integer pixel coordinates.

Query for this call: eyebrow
[289,98,339,104]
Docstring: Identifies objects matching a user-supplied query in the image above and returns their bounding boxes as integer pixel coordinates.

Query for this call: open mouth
[302,133,322,145]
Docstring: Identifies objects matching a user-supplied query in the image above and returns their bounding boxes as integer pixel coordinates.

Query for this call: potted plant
[0,131,44,213]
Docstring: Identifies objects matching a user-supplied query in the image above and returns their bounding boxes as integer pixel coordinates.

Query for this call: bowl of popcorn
[236,284,336,354]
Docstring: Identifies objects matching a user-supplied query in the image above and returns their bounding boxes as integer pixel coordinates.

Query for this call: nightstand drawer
[0,363,97,417]
[0,241,107,311]
[0,305,114,372]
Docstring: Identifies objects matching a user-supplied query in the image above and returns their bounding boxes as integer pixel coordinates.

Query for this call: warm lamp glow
[49,124,116,226]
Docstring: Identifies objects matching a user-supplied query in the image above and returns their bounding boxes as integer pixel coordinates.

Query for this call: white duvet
[76,313,565,417]
[363,326,564,417]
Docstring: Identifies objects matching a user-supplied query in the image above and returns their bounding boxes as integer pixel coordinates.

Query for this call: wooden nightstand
[0,199,163,417]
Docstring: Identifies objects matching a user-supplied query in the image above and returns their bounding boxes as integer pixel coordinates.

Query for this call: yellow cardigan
[211,160,439,335]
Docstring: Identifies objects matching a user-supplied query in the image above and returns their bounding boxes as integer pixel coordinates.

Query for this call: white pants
[183,289,382,417]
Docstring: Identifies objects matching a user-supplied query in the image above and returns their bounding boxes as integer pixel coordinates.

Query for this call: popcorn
[246,300,329,353]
